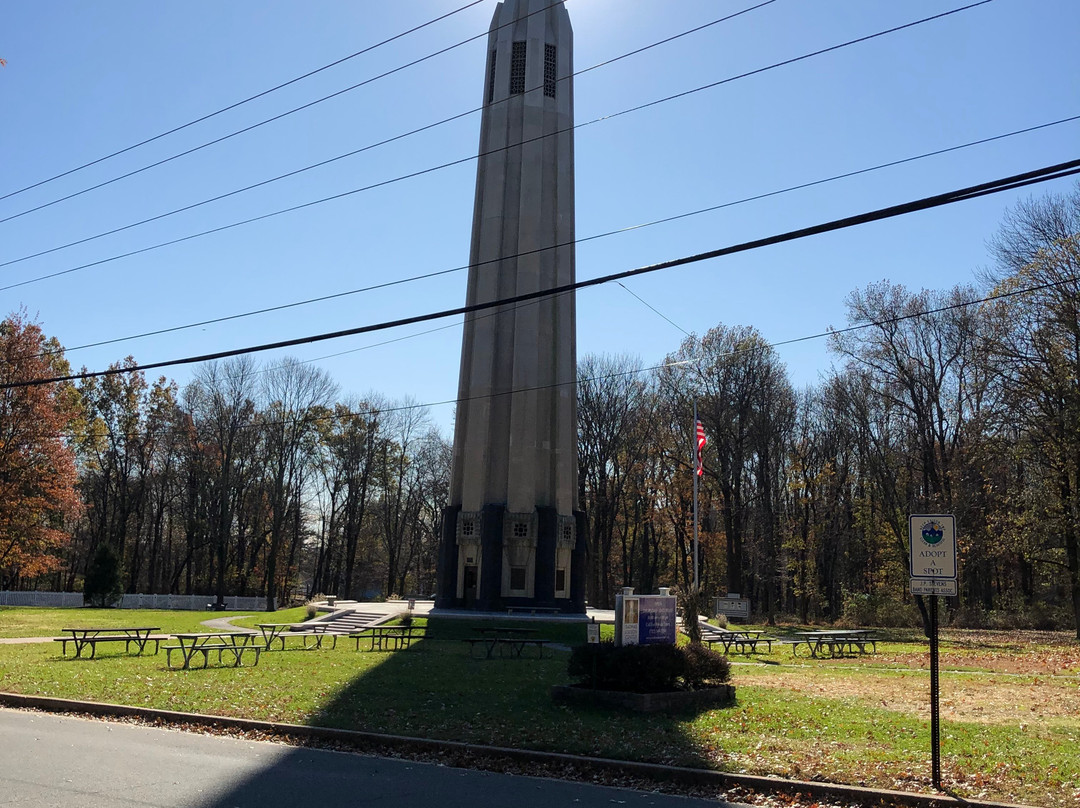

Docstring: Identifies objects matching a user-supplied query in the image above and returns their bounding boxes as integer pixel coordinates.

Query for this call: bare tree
[184,357,258,608]
[375,400,430,597]
[260,359,337,610]
[661,325,792,610]
[312,398,382,599]
[407,426,452,597]
[984,184,1080,637]
[78,360,158,592]
[830,281,996,631]
[577,353,652,607]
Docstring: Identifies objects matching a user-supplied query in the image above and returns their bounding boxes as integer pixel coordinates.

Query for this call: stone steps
[315,610,391,633]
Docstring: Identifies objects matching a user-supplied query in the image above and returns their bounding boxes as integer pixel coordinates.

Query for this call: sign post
[909,514,956,791]
[929,594,941,789]
[586,619,600,644]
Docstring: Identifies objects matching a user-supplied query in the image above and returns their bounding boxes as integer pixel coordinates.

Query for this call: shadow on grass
[189,616,725,808]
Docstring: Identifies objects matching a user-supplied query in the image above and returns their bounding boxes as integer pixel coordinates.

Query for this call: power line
[616,282,691,337]
[50,291,581,440]
[51,295,566,441]
[43,267,1080,442]
[0,1,770,228]
[6,156,1078,391]
[31,113,1080,360]
[0,0,775,274]
[237,289,557,378]
[0,0,994,284]
[730,269,1080,359]
[0,1,488,205]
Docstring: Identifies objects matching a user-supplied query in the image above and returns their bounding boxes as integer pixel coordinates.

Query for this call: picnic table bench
[164,632,261,670]
[54,627,162,659]
[701,629,772,654]
[790,630,878,658]
[505,606,560,615]
[463,628,550,659]
[475,626,540,637]
[349,625,419,651]
[258,622,340,651]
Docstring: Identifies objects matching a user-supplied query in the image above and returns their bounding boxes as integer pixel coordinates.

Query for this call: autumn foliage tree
[0,312,80,588]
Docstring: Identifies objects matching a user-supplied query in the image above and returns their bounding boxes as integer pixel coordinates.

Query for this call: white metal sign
[910,578,957,596]
[909,514,957,583]
[714,595,750,621]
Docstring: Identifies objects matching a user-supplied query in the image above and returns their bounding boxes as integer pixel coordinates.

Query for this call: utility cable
[0,0,993,282]
[4,1,773,226]
[0,1,488,205]
[40,267,1080,441]
[0,0,777,271]
[616,282,692,337]
[0,0,567,225]
[5,156,1077,390]
[27,112,1080,359]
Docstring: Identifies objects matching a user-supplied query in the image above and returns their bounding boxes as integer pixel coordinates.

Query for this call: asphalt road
[0,708,750,808]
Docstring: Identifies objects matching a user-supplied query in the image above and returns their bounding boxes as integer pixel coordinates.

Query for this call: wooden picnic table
[258,622,338,651]
[164,632,261,670]
[462,630,551,659]
[349,625,418,652]
[791,630,878,658]
[54,627,162,659]
[703,629,772,654]
[505,606,560,615]
[474,626,540,637]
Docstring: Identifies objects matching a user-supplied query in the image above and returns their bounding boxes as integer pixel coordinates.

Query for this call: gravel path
[199,615,256,631]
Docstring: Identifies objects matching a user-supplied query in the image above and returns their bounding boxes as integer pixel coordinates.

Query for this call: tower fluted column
[436,0,583,613]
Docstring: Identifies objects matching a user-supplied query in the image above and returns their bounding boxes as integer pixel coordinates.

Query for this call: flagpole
[693,400,699,592]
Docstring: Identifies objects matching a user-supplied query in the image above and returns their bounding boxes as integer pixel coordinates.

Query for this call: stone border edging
[0,692,1035,808]
[551,683,736,712]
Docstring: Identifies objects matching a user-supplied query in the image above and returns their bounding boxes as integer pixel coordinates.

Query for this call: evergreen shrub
[83,543,123,608]
[681,642,732,688]
[568,641,730,692]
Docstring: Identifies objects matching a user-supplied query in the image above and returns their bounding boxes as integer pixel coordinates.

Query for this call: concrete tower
[436,0,585,613]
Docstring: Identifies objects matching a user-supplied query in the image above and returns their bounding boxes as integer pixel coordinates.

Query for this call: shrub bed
[567,641,730,693]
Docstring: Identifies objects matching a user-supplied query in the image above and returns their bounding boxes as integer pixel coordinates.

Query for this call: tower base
[435,504,585,613]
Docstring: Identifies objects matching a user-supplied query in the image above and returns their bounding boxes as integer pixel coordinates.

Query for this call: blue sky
[2,0,1077,433]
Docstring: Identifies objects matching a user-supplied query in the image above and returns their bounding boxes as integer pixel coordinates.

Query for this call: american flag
[695,419,707,476]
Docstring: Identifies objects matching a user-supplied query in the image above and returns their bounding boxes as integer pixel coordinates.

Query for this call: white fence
[0,591,83,608]
[0,591,272,611]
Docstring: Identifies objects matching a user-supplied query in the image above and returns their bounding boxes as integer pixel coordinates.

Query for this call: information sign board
[638,596,677,645]
[909,514,956,580]
[615,593,676,646]
[714,595,750,621]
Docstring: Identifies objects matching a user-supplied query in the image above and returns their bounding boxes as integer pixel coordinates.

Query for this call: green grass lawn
[228,606,311,630]
[0,607,1076,806]
[0,606,262,637]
